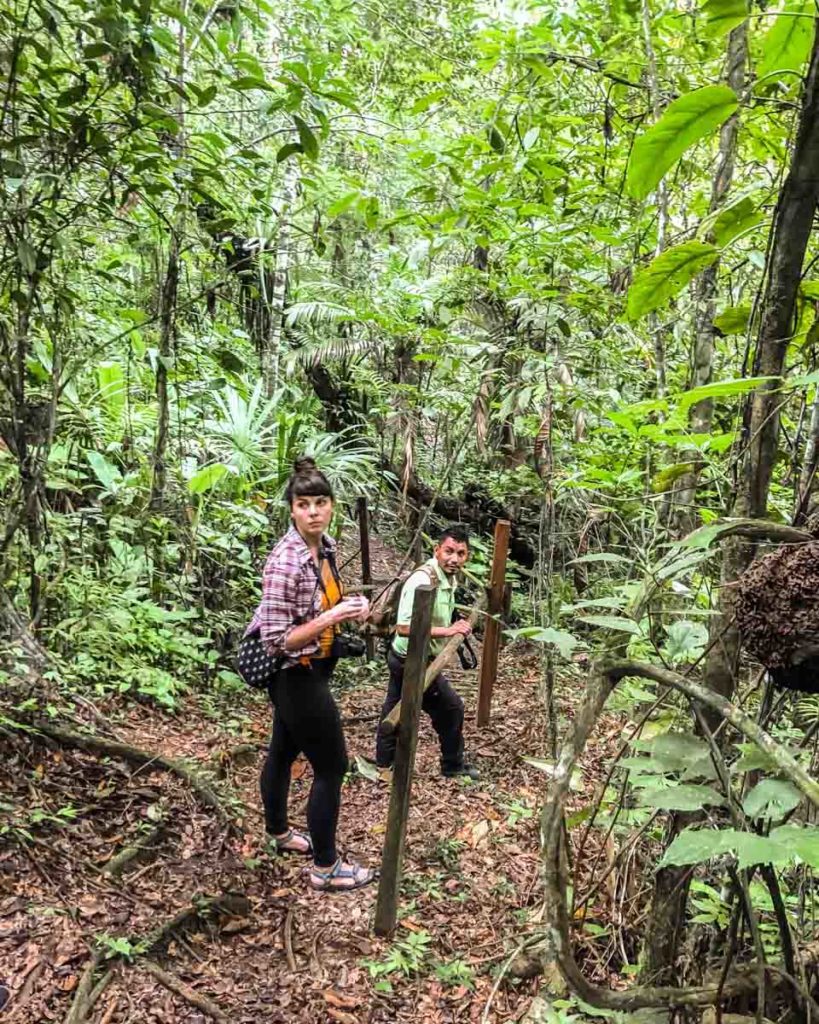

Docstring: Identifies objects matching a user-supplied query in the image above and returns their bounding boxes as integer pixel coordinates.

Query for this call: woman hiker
[244,457,377,892]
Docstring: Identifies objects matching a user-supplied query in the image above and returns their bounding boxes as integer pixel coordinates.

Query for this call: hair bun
[293,456,317,473]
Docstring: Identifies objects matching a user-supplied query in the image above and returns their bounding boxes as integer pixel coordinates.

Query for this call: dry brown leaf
[327,1011,358,1024]
[57,974,78,992]
[323,989,360,1009]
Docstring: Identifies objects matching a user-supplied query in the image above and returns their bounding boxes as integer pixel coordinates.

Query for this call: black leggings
[260,660,348,866]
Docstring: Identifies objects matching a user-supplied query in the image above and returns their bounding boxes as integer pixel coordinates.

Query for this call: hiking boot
[442,762,480,781]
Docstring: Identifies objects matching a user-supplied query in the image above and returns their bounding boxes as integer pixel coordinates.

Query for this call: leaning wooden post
[374,584,435,937]
[356,496,375,661]
[476,519,511,728]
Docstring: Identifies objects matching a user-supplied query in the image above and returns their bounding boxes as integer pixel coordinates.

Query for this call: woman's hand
[328,596,370,625]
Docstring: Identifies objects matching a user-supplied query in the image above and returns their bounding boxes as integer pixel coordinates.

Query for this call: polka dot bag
[237,630,283,690]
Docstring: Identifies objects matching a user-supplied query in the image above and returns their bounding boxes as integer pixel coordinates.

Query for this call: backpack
[368,565,437,633]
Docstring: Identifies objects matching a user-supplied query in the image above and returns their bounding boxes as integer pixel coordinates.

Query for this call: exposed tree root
[102,816,167,879]
[17,718,239,824]
[142,960,228,1022]
[64,953,113,1024]
[517,661,819,1010]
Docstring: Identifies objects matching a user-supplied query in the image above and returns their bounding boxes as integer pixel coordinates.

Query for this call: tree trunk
[796,384,819,522]
[672,24,747,537]
[705,21,819,701]
[149,237,179,509]
[642,22,819,988]
[262,161,298,397]
[640,0,669,403]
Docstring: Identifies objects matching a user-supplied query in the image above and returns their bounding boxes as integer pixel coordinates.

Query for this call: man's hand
[447,619,472,638]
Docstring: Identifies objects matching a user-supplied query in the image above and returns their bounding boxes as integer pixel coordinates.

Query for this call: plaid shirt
[245,526,340,664]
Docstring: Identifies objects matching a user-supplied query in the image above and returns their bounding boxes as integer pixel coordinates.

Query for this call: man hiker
[374,525,480,781]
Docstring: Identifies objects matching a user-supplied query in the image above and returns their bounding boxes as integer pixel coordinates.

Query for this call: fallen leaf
[327,1011,358,1024]
[323,989,360,1009]
[57,974,78,992]
[221,918,251,935]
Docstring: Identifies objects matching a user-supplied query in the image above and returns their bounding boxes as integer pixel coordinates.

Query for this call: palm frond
[285,301,357,328]
[284,331,376,369]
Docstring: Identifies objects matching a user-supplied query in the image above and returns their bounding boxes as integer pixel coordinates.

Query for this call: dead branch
[142,960,228,1023]
[284,907,297,971]
[19,718,238,823]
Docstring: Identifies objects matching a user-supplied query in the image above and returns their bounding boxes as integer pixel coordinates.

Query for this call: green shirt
[392,557,455,658]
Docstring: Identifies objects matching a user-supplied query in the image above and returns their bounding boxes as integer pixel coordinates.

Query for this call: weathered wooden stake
[476,518,511,728]
[356,496,375,660]
[374,584,434,937]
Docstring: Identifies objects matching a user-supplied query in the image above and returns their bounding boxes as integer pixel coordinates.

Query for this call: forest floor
[0,536,617,1024]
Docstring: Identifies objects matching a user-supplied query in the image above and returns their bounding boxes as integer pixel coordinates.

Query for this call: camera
[331,631,367,659]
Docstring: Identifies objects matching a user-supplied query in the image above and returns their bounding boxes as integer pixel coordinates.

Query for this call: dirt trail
[0,533,597,1023]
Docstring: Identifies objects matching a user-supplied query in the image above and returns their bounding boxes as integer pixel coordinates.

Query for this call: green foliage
[626,87,739,201]
[757,0,817,80]
[627,242,720,319]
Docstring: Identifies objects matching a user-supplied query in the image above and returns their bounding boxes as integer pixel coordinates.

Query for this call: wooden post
[476,519,510,728]
[356,496,375,661]
[374,584,435,937]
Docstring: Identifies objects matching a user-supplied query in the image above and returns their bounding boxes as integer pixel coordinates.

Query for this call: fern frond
[284,301,357,327]
[284,331,376,368]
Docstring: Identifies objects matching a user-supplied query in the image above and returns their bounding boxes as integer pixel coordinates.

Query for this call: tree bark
[705,22,819,704]
[149,237,179,509]
[643,23,819,988]
[262,161,298,397]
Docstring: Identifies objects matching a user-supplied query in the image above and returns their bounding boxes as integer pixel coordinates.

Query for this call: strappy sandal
[309,858,378,892]
[269,828,313,856]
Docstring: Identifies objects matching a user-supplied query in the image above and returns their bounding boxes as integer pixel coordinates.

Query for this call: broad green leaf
[634,732,713,772]
[638,783,725,811]
[758,0,816,81]
[733,831,790,868]
[276,142,303,163]
[577,614,642,635]
[626,87,739,201]
[517,627,580,659]
[229,75,276,92]
[679,520,740,549]
[742,778,801,819]
[188,463,230,494]
[652,462,696,494]
[568,552,632,566]
[700,0,748,37]
[86,451,122,491]
[293,115,319,159]
[328,191,361,217]
[712,197,764,247]
[97,362,125,417]
[627,242,719,319]
[488,126,506,152]
[662,828,733,866]
[17,239,36,275]
[677,375,771,410]
[770,824,819,867]
[714,304,751,335]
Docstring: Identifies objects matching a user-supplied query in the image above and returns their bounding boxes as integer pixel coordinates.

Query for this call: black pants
[375,649,464,771]
[261,659,348,866]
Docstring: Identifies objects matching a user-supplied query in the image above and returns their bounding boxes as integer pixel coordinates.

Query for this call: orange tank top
[301,556,342,664]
